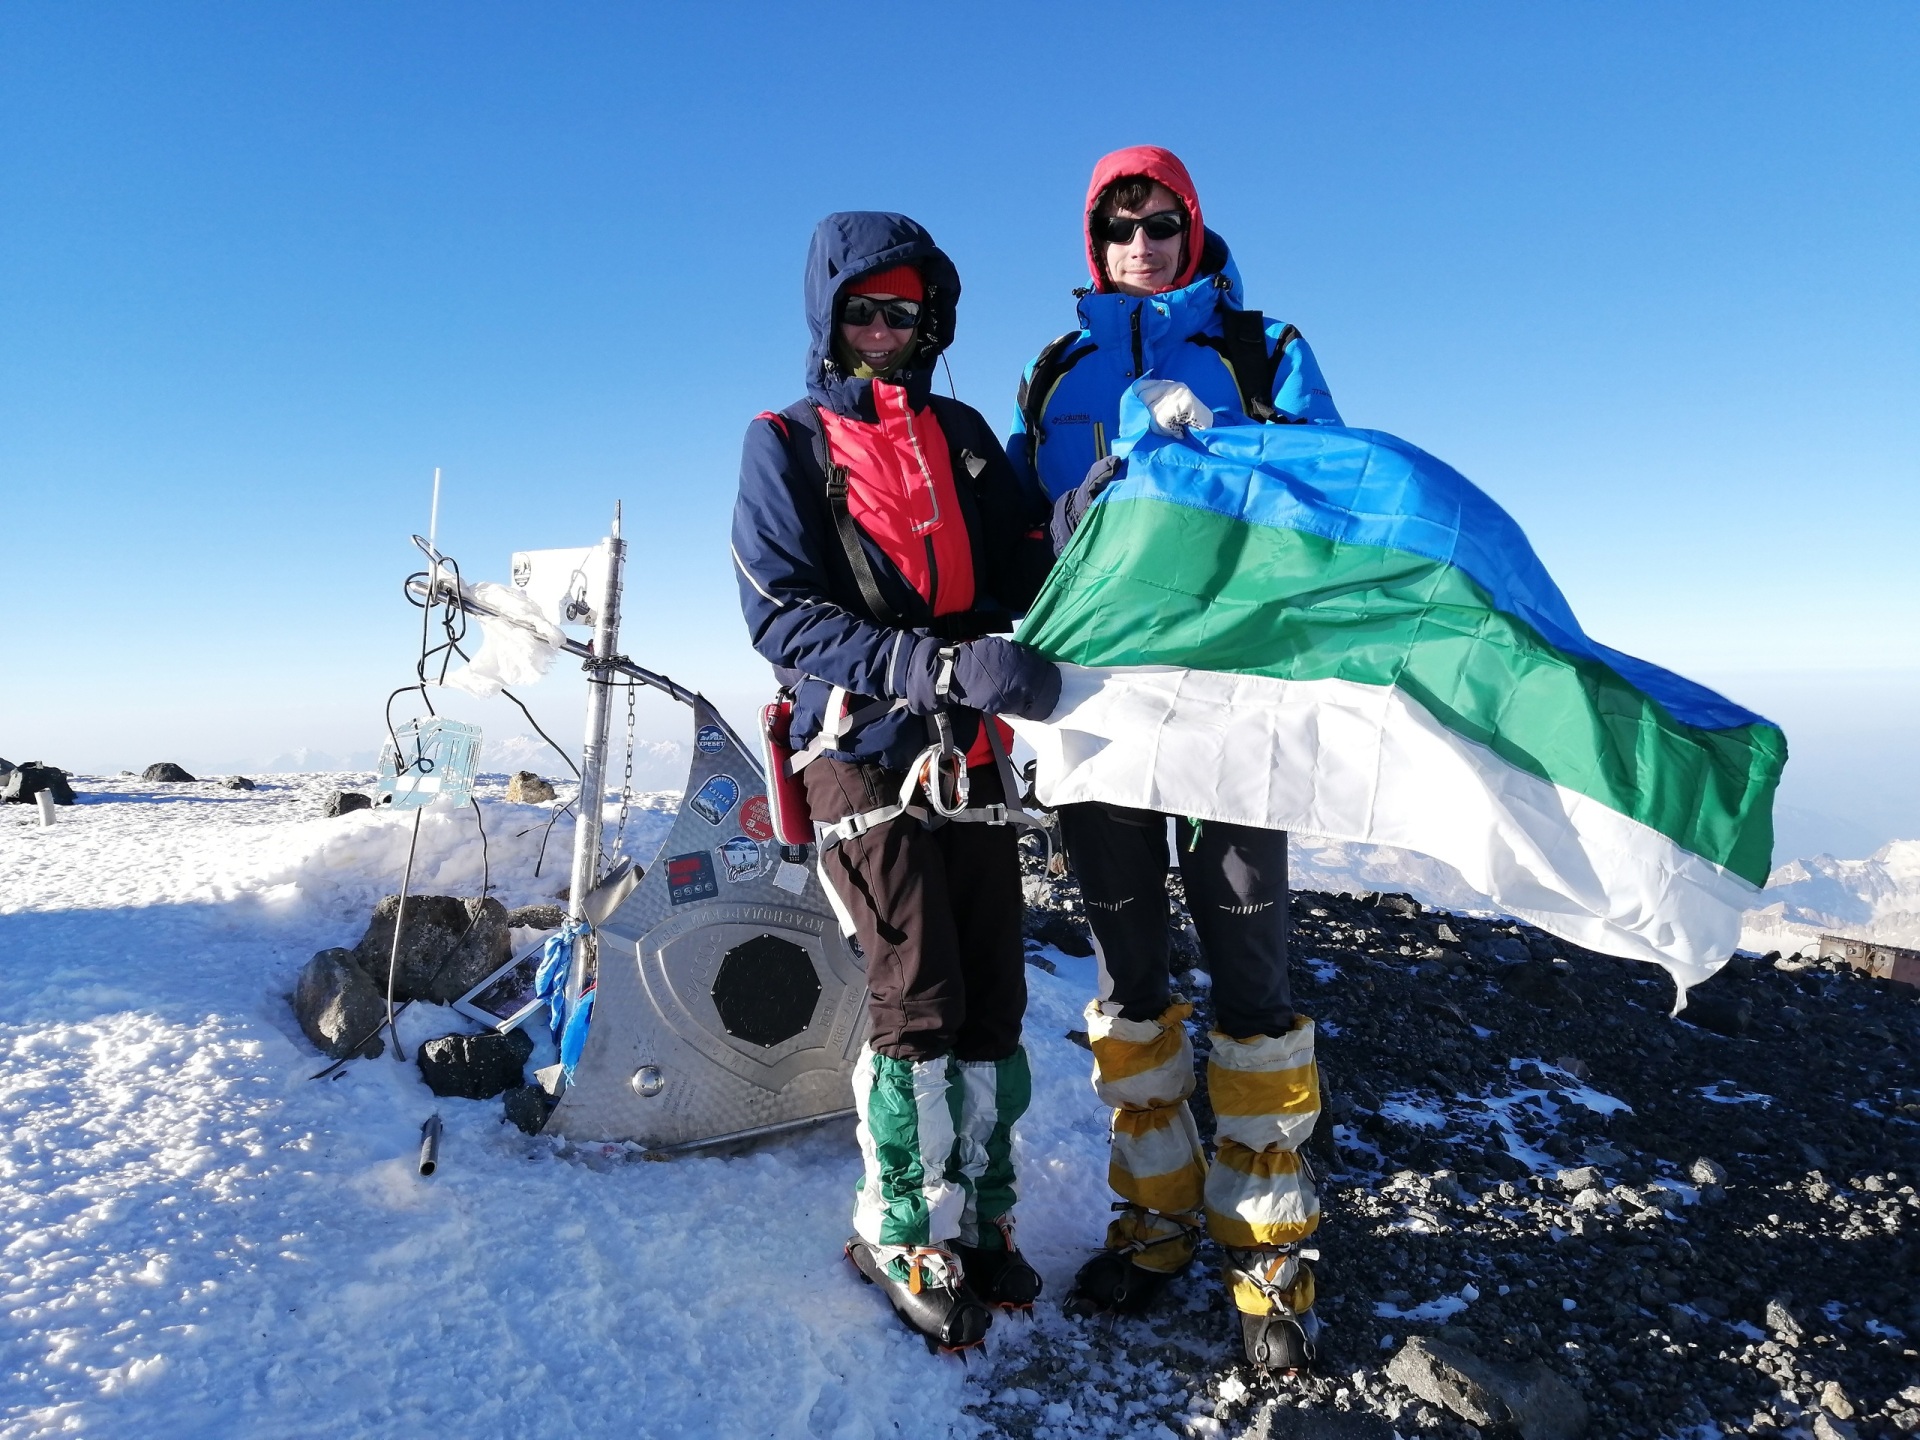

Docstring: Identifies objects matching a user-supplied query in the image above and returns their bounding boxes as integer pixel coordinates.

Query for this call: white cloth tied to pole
[441,581,566,697]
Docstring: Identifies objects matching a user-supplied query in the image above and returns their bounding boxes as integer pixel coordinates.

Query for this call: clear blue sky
[3,3,1916,856]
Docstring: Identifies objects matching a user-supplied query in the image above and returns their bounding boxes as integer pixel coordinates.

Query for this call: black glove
[900,635,1061,721]
[1050,454,1124,555]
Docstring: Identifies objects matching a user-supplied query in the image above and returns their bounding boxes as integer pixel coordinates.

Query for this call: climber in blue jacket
[1014,145,1342,1375]
[1010,144,1340,503]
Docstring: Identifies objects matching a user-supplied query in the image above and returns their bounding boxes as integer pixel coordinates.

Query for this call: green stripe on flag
[1018,495,1783,884]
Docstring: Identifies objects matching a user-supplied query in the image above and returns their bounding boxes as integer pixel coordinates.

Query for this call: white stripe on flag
[1011,665,1755,996]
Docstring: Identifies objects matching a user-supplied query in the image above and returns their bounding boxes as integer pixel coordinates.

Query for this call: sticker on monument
[718,835,763,883]
[665,851,719,905]
[695,724,726,755]
[738,794,773,841]
[688,773,740,826]
[772,860,810,895]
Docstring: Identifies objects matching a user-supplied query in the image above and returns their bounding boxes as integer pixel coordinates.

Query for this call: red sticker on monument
[739,794,773,841]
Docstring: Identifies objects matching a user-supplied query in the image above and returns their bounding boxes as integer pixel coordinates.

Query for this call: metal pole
[567,505,625,926]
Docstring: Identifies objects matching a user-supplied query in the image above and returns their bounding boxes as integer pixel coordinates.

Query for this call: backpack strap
[1016,330,1097,473]
[1217,311,1305,424]
[775,400,902,628]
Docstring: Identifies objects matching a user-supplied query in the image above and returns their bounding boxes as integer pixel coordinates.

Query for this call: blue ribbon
[533,919,592,1083]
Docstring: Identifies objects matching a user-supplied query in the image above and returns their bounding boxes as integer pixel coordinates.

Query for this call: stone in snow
[1689,1156,1728,1186]
[506,903,566,931]
[505,771,556,804]
[1385,1336,1588,1440]
[417,1029,534,1100]
[142,762,196,782]
[1556,1166,1602,1193]
[292,948,386,1060]
[1765,1297,1804,1343]
[352,894,512,1005]
[2,762,75,807]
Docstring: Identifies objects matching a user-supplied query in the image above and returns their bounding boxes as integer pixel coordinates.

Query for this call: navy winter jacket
[731,212,1052,770]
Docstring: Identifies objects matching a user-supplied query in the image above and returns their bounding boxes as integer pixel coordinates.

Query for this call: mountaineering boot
[1202,1018,1324,1371]
[1224,1248,1320,1372]
[847,1046,987,1347]
[1063,1204,1201,1317]
[956,1218,1041,1310]
[1068,999,1208,1318]
[949,1053,1036,1309]
[846,1239,993,1351]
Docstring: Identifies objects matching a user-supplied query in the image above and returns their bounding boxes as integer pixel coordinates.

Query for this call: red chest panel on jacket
[817,383,976,616]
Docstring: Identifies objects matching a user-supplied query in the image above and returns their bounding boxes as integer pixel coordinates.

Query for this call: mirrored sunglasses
[840,295,922,330]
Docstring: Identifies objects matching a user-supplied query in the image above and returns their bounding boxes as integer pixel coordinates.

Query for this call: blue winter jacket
[1009,230,1342,501]
[731,212,1053,770]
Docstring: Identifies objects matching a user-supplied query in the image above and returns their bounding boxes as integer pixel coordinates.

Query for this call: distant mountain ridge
[1740,840,1920,952]
[1291,835,1920,958]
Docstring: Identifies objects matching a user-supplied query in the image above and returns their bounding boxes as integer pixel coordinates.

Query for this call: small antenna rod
[426,467,444,597]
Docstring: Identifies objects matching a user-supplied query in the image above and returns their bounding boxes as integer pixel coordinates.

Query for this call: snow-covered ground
[5,771,1911,1437]
[0,775,1119,1440]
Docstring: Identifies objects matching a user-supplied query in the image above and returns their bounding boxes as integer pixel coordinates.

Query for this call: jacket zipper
[898,398,943,611]
[1130,304,1144,377]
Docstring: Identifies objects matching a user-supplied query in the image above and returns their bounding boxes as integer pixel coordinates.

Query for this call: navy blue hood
[803,211,961,416]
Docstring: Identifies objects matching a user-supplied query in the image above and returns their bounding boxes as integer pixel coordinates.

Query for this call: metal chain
[609,680,636,860]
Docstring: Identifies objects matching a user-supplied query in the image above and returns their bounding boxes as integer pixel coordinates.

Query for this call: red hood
[1083,145,1205,294]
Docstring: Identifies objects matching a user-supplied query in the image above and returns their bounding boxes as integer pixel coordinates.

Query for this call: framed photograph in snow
[455,939,550,1033]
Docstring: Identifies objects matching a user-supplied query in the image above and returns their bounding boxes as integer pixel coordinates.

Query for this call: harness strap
[790,688,903,773]
[813,721,1055,852]
[774,401,904,627]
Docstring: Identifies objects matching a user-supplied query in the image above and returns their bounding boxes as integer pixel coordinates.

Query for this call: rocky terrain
[975,847,1920,1440]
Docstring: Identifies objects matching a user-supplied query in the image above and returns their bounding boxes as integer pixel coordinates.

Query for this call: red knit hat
[846,263,924,301]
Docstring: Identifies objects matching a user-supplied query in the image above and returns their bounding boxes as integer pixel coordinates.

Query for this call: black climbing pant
[1057,802,1291,1041]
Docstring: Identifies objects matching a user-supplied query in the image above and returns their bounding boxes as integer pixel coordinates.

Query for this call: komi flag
[1009,387,1785,995]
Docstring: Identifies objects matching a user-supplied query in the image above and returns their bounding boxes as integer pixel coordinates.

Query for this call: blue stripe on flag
[1103,414,1766,732]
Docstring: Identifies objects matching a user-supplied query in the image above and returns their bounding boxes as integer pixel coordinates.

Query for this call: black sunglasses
[1096,208,1187,245]
[839,295,922,330]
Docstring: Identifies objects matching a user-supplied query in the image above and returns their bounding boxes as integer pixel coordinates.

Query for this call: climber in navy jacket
[730,211,1057,1352]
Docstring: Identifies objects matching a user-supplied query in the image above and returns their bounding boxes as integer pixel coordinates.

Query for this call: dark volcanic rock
[2,762,75,806]
[221,776,256,791]
[354,895,512,1004]
[292,948,385,1059]
[1678,990,1752,1037]
[324,790,373,818]
[1387,1336,1589,1438]
[502,1083,557,1134]
[977,846,1920,1440]
[418,1028,534,1100]
[142,762,196,782]
[505,903,566,932]
[1024,908,1093,957]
